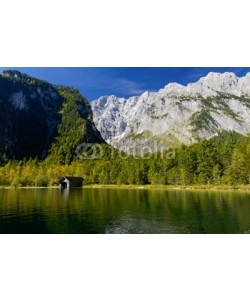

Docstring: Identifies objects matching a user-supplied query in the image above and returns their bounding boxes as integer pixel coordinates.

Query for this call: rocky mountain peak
[91,72,250,154]
[1,69,23,79]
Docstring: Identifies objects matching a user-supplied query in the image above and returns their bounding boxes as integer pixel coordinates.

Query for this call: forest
[0,131,249,187]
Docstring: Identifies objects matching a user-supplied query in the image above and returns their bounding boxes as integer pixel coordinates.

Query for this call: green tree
[229,149,248,184]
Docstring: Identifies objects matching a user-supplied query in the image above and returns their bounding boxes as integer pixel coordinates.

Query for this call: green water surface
[0,188,249,233]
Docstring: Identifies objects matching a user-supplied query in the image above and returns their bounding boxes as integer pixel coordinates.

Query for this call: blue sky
[1,67,250,101]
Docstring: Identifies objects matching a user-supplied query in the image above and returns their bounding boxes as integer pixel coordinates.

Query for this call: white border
[1,0,250,67]
[0,1,250,300]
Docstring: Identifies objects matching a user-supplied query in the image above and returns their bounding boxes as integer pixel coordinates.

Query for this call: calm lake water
[0,187,250,234]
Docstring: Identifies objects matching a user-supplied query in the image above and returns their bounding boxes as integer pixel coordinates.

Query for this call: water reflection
[0,188,249,233]
[105,215,185,234]
[59,188,70,200]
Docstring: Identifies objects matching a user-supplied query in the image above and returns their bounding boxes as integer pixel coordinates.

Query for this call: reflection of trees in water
[164,190,242,233]
[0,189,249,233]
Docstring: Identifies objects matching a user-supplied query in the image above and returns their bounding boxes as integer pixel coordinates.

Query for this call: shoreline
[2,184,249,192]
[84,184,250,191]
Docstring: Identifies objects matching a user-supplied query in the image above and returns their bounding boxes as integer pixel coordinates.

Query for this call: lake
[0,187,249,234]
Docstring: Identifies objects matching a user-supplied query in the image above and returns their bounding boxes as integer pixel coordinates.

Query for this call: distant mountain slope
[0,70,104,161]
[91,72,250,153]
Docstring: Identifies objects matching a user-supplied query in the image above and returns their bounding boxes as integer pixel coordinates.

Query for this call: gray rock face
[91,72,250,154]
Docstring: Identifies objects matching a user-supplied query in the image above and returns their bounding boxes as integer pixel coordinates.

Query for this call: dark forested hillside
[47,86,104,164]
[0,70,104,161]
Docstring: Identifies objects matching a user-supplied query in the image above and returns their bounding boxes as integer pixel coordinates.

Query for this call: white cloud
[72,69,146,97]
[109,78,145,95]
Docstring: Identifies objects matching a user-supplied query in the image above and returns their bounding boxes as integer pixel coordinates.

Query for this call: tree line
[0,131,249,187]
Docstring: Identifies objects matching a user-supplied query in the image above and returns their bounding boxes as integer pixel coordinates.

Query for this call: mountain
[0,70,104,162]
[91,72,250,154]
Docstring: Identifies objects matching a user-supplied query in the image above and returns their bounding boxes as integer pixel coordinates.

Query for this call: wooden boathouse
[59,176,83,189]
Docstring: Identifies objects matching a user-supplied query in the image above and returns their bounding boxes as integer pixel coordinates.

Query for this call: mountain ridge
[91,72,250,154]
